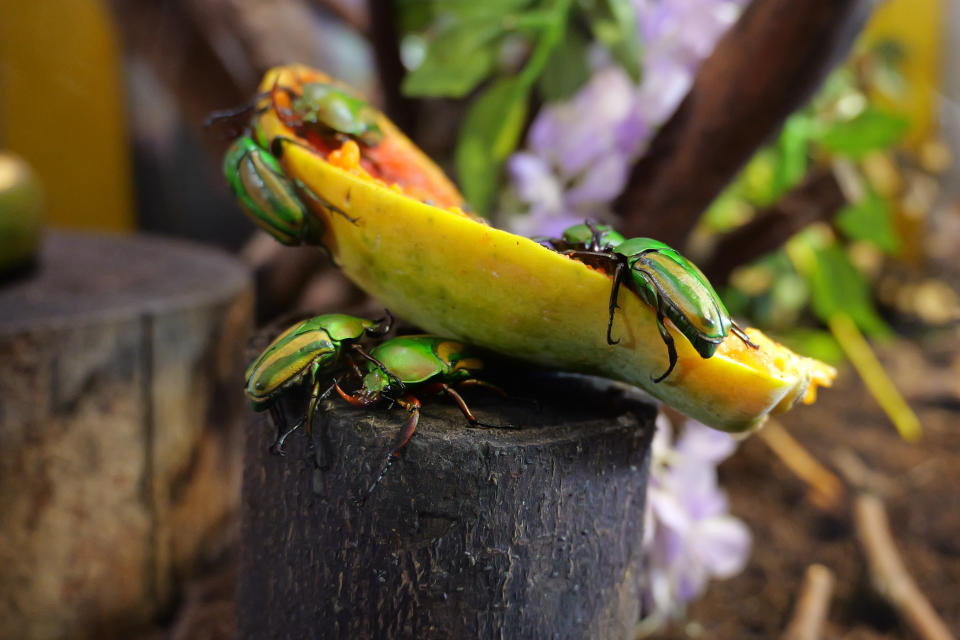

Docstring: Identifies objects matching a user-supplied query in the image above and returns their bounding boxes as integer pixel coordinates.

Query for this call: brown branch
[781,564,836,640]
[853,493,955,640]
[367,0,417,132]
[615,0,874,246]
[701,167,846,285]
[310,0,370,34]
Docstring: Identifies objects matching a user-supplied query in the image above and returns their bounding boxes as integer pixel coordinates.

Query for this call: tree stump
[0,232,252,639]
[239,367,656,640]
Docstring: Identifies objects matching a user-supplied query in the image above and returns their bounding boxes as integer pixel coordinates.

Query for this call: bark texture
[0,232,252,639]
[239,371,656,639]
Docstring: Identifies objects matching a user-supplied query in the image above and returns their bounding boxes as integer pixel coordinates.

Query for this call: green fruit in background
[0,151,45,277]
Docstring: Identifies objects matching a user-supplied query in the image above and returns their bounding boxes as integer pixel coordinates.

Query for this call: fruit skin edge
[257,67,836,433]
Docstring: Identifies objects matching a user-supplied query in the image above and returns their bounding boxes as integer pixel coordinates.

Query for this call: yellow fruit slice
[255,66,835,432]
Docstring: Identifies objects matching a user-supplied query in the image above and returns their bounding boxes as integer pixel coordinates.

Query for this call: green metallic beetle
[244,312,393,451]
[335,334,503,495]
[223,134,321,246]
[222,134,356,247]
[274,82,383,146]
[553,222,756,382]
[531,222,625,253]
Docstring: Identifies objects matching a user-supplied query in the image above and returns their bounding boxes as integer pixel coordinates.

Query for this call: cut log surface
[0,232,252,639]
[239,369,656,640]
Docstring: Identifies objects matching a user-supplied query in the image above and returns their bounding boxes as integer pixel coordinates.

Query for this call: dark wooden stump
[239,371,656,639]
[0,232,252,639]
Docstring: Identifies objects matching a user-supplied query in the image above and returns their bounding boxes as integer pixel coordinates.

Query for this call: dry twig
[781,564,836,640]
[853,493,955,640]
[758,421,846,511]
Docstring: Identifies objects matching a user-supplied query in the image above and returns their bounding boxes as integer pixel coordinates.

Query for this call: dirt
[659,329,960,639]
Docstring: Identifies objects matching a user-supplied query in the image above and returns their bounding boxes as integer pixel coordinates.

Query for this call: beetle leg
[456,378,507,397]
[305,376,341,437]
[203,91,270,130]
[362,394,421,501]
[270,415,305,456]
[650,306,678,383]
[585,219,603,252]
[267,403,287,445]
[731,322,759,349]
[423,382,517,429]
[651,299,678,383]
[560,249,625,344]
[369,309,394,337]
[335,381,379,406]
[291,175,359,224]
[605,259,629,345]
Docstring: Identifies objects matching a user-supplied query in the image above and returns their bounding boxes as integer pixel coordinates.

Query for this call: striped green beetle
[222,134,357,247]
[556,223,756,382]
[223,134,323,246]
[244,312,393,451]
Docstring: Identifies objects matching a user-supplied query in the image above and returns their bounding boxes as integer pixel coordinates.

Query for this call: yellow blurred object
[828,313,921,441]
[862,0,942,149]
[252,65,837,434]
[0,0,133,230]
[0,151,45,274]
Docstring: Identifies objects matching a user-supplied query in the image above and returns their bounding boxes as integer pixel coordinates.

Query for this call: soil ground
[659,330,960,639]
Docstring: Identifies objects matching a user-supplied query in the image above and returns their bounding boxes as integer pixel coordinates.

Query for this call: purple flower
[502,0,748,236]
[640,415,751,624]
[503,66,641,233]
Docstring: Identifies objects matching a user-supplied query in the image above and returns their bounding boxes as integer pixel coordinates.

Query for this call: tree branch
[615,0,874,246]
[701,167,845,285]
[367,0,417,132]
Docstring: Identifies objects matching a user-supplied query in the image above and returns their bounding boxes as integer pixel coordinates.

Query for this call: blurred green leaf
[701,190,754,231]
[835,190,899,254]
[738,149,780,207]
[771,115,811,197]
[776,328,846,366]
[814,106,909,158]
[581,0,641,81]
[806,242,891,337]
[394,0,436,32]
[401,22,504,97]
[537,27,590,101]
[428,0,535,20]
[455,78,529,214]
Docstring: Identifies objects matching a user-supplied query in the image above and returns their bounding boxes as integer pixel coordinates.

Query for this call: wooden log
[0,232,252,639]
[238,369,656,639]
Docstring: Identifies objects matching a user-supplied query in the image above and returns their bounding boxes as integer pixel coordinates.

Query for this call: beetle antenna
[731,322,759,349]
[203,91,271,131]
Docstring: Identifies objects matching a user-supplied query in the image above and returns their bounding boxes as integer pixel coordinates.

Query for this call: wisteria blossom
[504,0,748,234]
[504,66,646,236]
[639,414,751,625]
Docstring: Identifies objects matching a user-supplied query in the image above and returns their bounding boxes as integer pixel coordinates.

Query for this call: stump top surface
[0,231,250,332]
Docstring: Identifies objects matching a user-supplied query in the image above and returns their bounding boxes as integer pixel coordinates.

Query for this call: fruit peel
[254,65,836,432]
